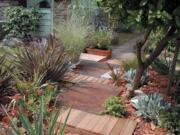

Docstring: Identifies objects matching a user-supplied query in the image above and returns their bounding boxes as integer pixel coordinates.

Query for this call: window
[18,0,27,7]
[39,0,51,8]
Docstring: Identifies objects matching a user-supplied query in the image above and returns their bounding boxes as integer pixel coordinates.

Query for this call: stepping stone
[58,109,137,135]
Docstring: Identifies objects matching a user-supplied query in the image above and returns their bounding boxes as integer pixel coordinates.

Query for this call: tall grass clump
[56,18,90,64]
[122,58,137,71]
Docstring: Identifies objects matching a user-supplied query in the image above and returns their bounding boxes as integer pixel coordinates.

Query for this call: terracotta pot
[86,48,112,59]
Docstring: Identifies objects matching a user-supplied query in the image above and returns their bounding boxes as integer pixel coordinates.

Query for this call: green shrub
[0,55,12,95]
[11,36,69,83]
[0,22,6,40]
[13,80,57,114]
[146,28,164,53]
[102,96,126,117]
[86,31,112,50]
[3,7,41,38]
[56,20,88,63]
[134,93,170,124]
[158,105,180,135]
[5,97,70,135]
[122,58,137,71]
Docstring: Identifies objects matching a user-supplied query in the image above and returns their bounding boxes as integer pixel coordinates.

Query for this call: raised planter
[86,48,112,59]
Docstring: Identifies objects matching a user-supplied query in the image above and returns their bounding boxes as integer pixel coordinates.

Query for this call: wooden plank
[102,80,111,85]
[86,115,102,132]
[80,53,106,62]
[66,74,80,82]
[100,116,119,135]
[76,114,100,130]
[78,76,89,82]
[71,75,84,83]
[69,111,87,127]
[86,76,95,82]
[59,109,137,135]
[58,109,80,124]
[109,119,128,135]
[119,120,137,135]
[91,115,111,134]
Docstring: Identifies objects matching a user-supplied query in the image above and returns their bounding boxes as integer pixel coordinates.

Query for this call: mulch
[120,69,170,135]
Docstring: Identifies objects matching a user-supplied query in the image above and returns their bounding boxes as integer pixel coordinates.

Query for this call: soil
[121,69,169,135]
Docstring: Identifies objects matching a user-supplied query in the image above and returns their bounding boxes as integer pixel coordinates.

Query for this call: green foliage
[147,28,164,53]
[86,31,112,50]
[151,58,170,75]
[107,64,121,87]
[3,7,41,38]
[125,68,148,86]
[14,80,57,114]
[158,105,180,135]
[0,22,6,40]
[122,58,137,71]
[134,93,170,124]
[69,0,98,25]
[56,20,88,63]
[11,36,69,83]
[96,0,180,30]
[102,96,126,117]
[5,97,70,135]
[0,55,12,95]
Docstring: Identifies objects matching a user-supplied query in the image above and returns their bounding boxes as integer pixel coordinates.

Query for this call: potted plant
[86,31,112,59]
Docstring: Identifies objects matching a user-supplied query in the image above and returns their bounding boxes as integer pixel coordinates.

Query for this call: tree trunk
[133,64,145,89]
[167,38,180,94]
[128,26,176,98]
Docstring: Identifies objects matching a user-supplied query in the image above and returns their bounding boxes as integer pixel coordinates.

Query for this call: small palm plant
[4,97,71,135]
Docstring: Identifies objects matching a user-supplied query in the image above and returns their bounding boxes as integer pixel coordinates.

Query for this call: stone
[101,68,119,79]
[135,118,141,123]
[130,93,147,109]
[3,37,23,47]
[134,89,145,96]
[150,122,156,131]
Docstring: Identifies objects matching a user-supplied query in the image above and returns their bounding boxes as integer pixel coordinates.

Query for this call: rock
[130,93,147,109]
[3,37,23,47]
[134,90,145,96]
[101,68,119,79]
[150,122,156,131]
[135,118,141,123]
[126,83,133,91]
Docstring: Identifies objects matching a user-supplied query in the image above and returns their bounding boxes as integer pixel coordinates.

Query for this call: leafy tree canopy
[96,0,180,31]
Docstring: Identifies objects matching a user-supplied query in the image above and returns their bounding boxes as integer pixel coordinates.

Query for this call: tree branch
[136,28,152,65]
[144,26,177,68]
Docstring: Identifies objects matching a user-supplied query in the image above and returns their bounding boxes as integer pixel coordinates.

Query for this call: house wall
[0,0,68,23]
[53,0,68,25]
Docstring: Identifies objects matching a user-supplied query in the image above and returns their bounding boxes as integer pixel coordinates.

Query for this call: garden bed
[121,69,171,135]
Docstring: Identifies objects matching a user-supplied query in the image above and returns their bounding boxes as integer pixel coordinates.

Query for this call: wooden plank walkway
[64,72,113,86]
[80,53,107,62]
[58,109,137,135]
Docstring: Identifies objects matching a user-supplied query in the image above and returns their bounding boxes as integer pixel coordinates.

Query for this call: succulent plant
[134,93,170,124]
[158,105,180,135]
[151,58,170,75]
[124,68,148,86]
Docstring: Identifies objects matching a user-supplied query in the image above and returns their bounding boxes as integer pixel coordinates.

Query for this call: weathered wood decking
[58,109,137,135]
[64,71,112,85]
[80,53,107,62]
